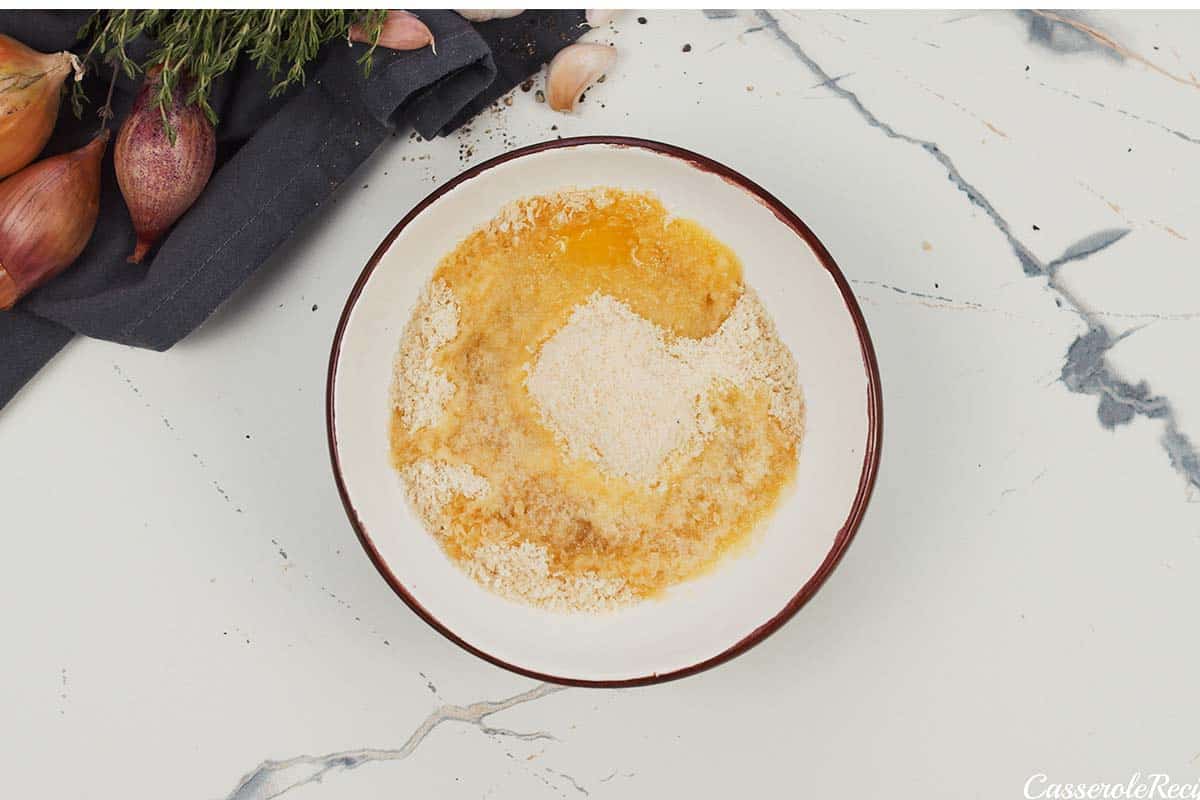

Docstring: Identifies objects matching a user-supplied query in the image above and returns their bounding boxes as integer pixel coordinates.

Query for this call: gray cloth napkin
[0,10,585,409]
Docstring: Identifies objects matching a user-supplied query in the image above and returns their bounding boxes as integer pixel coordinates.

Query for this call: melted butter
[391,189,799,600]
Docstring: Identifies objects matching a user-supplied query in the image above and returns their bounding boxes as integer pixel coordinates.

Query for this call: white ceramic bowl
[327,138,881,686]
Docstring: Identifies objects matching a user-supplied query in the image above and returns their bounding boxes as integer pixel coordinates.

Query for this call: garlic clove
[350,10,436,53]
[545,43,616,113]
[585,10,620,27]
[455,10,525,23]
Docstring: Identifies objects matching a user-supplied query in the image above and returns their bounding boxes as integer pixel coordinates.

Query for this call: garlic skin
[545,43,616,113]
[455,10,525,22]
[0,34,83,180]
[350,10,435,53]
[585,10,620,27]
[0,132,107,310]
[115,69,216,264]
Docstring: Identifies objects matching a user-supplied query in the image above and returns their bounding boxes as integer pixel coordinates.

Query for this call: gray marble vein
[223,683,565,800]
[853,278,1197,323]
[941,12,989,25]
[755,10,1200,492]
[1046,229,1130,275]
[1025,10,1200,90]
[1020,10,1123,59]
[1031,79,1200,146]
[810,72,854,90]
[544,768,591,796]
[1061,327,1162,427]
[853,280,965,307]
[765,11,1043,277]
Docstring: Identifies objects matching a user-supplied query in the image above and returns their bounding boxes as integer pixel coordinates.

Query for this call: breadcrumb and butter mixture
[390,188,804,612]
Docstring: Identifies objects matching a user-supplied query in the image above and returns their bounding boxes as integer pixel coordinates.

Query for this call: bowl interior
[330,140,877,684]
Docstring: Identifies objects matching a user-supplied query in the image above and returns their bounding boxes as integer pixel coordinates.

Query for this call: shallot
[0,34,83,179]
[114,68,216,264]
[0,132,107,310]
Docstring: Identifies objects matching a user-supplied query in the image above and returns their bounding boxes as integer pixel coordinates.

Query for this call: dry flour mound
[525,289,802,485]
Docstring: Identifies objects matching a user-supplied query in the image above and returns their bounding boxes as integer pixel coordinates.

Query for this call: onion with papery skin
[115,68,216,264]
[0,131,107,310]
[546,43,616,113]
[0,34,83,179]
[350,10,436,53]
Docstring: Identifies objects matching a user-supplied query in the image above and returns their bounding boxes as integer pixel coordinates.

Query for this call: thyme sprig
[76,10,387,134]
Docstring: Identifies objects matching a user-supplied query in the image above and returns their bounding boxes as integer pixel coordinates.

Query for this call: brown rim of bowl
[326,135,883,688]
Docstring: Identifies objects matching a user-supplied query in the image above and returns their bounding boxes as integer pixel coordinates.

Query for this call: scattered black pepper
[550,124,557,130]
[535,89,545,103]
[311,304,318,312]
[578,90,587,103]
[682,43,692,52]
[1032,224,1040,231]
[1024,65,1030,71]
[520,79,533,92]
[637,16,647,24]
[597,73,606,83]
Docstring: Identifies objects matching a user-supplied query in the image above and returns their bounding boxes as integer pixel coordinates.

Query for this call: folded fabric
[0,10,585,409]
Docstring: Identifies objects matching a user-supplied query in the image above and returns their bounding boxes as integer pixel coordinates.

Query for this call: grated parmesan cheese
[401,459,490,533]
[466,542,634,612]
[525,289,802,484]
[487,187,615,236]
[391,280,459,432]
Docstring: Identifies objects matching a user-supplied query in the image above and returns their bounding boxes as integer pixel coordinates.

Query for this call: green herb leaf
[78,10,389,131]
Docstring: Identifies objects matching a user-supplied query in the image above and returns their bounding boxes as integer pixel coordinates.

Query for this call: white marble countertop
[5,10,1200,798]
